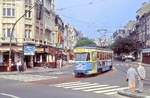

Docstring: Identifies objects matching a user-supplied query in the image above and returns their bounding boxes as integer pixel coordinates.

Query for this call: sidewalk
[0,67,59,75]
[118,89,150,98]
[0,63,73,75]
[118,62,150,98]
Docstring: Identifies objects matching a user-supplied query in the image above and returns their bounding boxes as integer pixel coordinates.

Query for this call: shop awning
[0,46,22,52]
[36,47,44,53]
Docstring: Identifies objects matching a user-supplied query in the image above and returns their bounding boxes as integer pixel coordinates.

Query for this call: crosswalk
[0,74,57,82]
[52,81,128,95]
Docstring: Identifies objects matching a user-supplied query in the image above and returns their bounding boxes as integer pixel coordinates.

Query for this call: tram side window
[92,52,96,61]
[86,53,90,61]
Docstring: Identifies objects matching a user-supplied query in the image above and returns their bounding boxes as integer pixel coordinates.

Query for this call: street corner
[118,89,150,98]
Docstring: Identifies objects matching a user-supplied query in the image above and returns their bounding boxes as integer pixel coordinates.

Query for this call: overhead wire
[55,0,118,37]
[56,0,96,11]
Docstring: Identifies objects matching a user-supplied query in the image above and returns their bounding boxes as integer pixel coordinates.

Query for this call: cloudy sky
[55,0,149,38]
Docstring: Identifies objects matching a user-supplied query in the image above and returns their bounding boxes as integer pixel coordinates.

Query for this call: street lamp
[8,0,43,71]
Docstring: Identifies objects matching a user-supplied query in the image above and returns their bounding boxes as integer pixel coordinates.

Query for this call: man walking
[16,60,21,72]
[137,62,146,93]
[126,64,138,92]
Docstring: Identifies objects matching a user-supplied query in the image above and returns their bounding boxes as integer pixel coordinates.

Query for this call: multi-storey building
[113,29,125,39]
[0,0,58,71]
[113,20,136,40]
[136,2,150,48]
[63,24,80,50]
[63,24,82,61]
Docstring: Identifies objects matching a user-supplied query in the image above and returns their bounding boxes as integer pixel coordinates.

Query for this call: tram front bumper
[74,70,89,75]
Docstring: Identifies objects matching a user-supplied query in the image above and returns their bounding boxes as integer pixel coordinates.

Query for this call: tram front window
[75,53,90,61]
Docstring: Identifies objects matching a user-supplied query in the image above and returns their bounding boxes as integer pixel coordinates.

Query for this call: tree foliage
[75,37,96,47]
[112,37,138,54]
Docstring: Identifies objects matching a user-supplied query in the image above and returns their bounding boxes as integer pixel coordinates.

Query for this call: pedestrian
[59,55,63,68]
[126,64,138,92]
[137,62,146,93]
[23,61,27,71]
[16,60,21,72]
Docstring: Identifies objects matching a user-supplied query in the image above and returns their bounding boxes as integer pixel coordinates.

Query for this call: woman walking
[126,64,138,92]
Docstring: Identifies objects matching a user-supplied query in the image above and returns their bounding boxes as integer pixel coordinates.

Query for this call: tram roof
[74,46,113,53]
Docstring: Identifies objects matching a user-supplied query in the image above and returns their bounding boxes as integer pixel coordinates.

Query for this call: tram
[73,47,113,77]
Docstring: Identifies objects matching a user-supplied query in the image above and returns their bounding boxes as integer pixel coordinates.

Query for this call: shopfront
[142,48,150,64]
[45,46,64,68]
[34,47,46,67]
[0,46,22,71]
[23,43,35,68]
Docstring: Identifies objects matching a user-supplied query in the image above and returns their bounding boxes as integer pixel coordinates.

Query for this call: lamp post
[8,0,43,71]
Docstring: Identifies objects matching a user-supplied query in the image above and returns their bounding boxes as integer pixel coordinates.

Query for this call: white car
[122,55,136,61]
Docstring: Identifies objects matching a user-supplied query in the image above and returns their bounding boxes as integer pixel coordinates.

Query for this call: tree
[75,37,96,47]
[112,37,138,55]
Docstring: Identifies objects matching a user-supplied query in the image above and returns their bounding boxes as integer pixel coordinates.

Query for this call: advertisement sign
[23,44,35,55]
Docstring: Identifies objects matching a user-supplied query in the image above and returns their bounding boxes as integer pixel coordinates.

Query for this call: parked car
[122,55,136,61]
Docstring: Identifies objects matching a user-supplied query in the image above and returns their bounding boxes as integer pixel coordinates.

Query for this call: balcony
[24,38,35,44]
[0,37,17,44]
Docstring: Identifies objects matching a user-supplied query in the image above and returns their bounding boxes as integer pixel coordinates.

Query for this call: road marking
[73,85,108,90]
[104,91,117,95]
[56,82,91,88]
[53,81,128,95]
[55,81,80,86]
[65,83,98,89]
[83,86,119,92]
[55,82,89,87]
[94,87,128,93]
[0,93,20,98]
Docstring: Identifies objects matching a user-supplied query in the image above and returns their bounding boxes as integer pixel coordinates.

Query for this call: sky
[55,0,149,39]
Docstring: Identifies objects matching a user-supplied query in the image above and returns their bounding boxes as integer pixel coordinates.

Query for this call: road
[0,60,149,98]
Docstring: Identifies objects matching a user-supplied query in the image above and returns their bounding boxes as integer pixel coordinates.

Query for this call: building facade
[136,2,150,48]
[0,0,59,71]
[0,0,82,71]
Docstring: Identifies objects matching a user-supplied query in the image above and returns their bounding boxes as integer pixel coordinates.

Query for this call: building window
[25,10,32,18]
[25,0,32,4]
[7,8,11,16]
[2,23,15,39]
[3,8,15,17]
[25,30,31,38]
[3,8,6,16]
[2,28,12,38]
[12,8,15,16]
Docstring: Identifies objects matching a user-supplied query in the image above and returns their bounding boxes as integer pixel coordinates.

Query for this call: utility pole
[96,29,107,47]
[8,0,43,71]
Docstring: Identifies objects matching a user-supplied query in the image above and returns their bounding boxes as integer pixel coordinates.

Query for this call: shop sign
[23,44,35,55]
[36,48,44,52]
